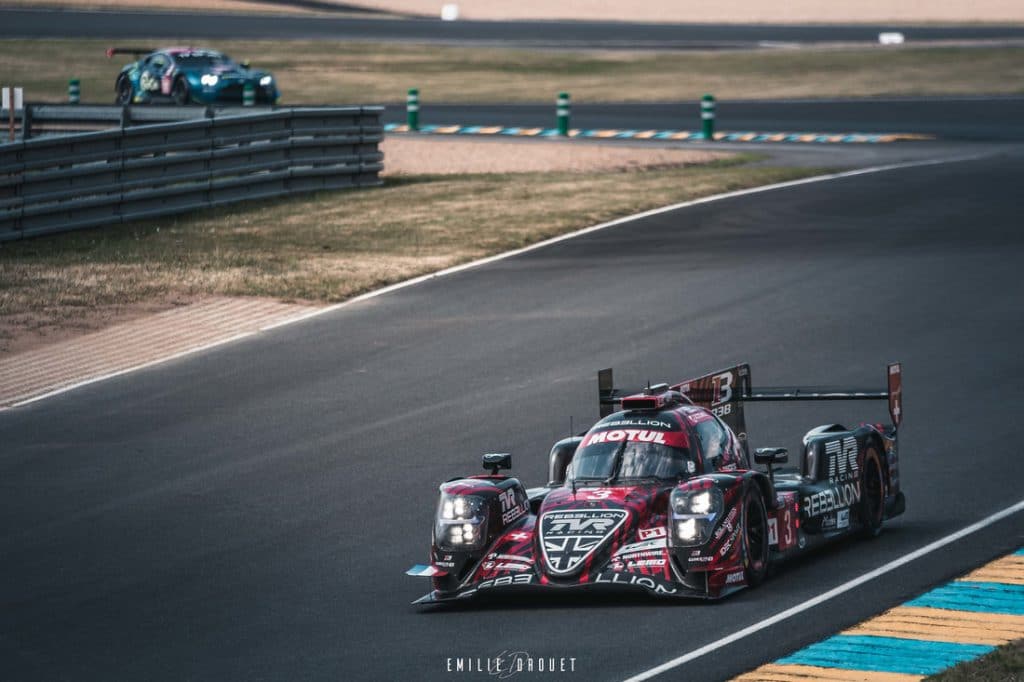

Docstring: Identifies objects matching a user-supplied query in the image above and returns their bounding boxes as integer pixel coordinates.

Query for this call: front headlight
[435,494,487,550]
[671,486,723,516]
[669,485,723,546]
[200,74,219,87]
[676,518,698,541]
[690,490,713,514]
[259,75,273,87]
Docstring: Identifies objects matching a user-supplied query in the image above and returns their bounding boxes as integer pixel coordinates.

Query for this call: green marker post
[68,79,80,105]
[407,88,420,131]
[557,91,570,136]
[701,94,715,141]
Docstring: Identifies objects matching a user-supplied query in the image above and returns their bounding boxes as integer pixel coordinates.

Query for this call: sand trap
[380,136,725,175]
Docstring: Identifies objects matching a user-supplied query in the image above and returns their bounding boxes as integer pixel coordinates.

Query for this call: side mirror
[547,437,582,486]
[482,452,511,475]
[754,447,788,466]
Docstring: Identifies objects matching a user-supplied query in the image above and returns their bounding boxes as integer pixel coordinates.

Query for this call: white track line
[718,95,1024,105]
[10,154,980,409]
[623,497,1024,682]
[262,155,979,330]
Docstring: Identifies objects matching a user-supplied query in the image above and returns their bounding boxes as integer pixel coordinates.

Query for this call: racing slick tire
[171,77,191,106]
[859,446,885,538]
[742,487,769,587]
[115,76,132,105]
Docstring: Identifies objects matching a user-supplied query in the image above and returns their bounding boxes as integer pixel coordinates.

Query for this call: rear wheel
[859,446,885,538]
[171,77,190,105]
[742,487,769,587]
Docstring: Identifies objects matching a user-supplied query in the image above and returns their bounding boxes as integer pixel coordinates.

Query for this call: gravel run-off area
[380,137,725,176]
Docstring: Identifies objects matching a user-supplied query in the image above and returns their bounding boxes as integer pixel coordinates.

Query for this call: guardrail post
[243,83,255,107]
[3,87,11,141]
[68,79,80,105]
[3,87,23,141]
[557,91,570,136]
[22,103,32,140]
[406,88,419,131]
[701,93,715,141]
[120,104,131,129]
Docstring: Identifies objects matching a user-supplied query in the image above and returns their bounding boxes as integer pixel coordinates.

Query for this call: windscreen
[567,439,695,482]
[175,52,233,68]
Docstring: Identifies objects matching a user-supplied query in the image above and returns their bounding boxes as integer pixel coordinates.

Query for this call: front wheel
[742,487,769,587]
[859,446,885,538]
[115,77,132,105]
[171,77,190,105]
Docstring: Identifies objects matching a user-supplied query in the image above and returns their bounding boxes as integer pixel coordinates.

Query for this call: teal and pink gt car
[107,46,280,106]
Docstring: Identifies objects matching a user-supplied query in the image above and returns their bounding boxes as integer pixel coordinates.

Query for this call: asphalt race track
[5,7,1024,47]
[385,98,1024,141]
[3,135,1024,679]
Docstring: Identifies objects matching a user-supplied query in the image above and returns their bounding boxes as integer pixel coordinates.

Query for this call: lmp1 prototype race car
[407,363,905,603]
[107,47,280,106]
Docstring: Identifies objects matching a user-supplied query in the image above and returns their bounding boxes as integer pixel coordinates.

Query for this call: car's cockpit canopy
[567,412,696,484]
[173,50,234,68]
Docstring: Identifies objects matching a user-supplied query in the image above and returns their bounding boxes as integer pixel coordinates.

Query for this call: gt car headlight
[200,74,219,87]
[435,493,487,550]
[259,75,273,87]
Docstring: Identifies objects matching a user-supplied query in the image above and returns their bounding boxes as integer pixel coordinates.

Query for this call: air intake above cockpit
[621,389,688,410]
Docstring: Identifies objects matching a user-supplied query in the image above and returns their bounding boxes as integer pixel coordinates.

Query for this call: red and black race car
[407,363,905,603]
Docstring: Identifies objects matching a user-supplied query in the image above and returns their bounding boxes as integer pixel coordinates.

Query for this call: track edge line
[11,153,981,408]
[621,497,1024,682]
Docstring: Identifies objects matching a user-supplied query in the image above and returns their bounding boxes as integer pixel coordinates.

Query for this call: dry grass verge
[0,152,822,353]
[4,0,329,14]
[1,39,1022,105]
[927,638,1023,681]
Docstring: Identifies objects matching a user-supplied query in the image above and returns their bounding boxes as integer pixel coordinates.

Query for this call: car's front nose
[202,75,277,104]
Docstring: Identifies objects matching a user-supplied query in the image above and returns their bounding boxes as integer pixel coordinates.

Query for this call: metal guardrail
[1,103,290,139]
[0,106,384,241]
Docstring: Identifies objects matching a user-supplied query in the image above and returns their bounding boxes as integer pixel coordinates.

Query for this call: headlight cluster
[259,75,274,87]
[200,74,219,87]
[435,494,487,550]
[669,486,723,545]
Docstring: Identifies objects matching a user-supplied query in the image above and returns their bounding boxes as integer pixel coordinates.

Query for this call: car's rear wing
[599,362,902,438]
[106,47,154,58]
